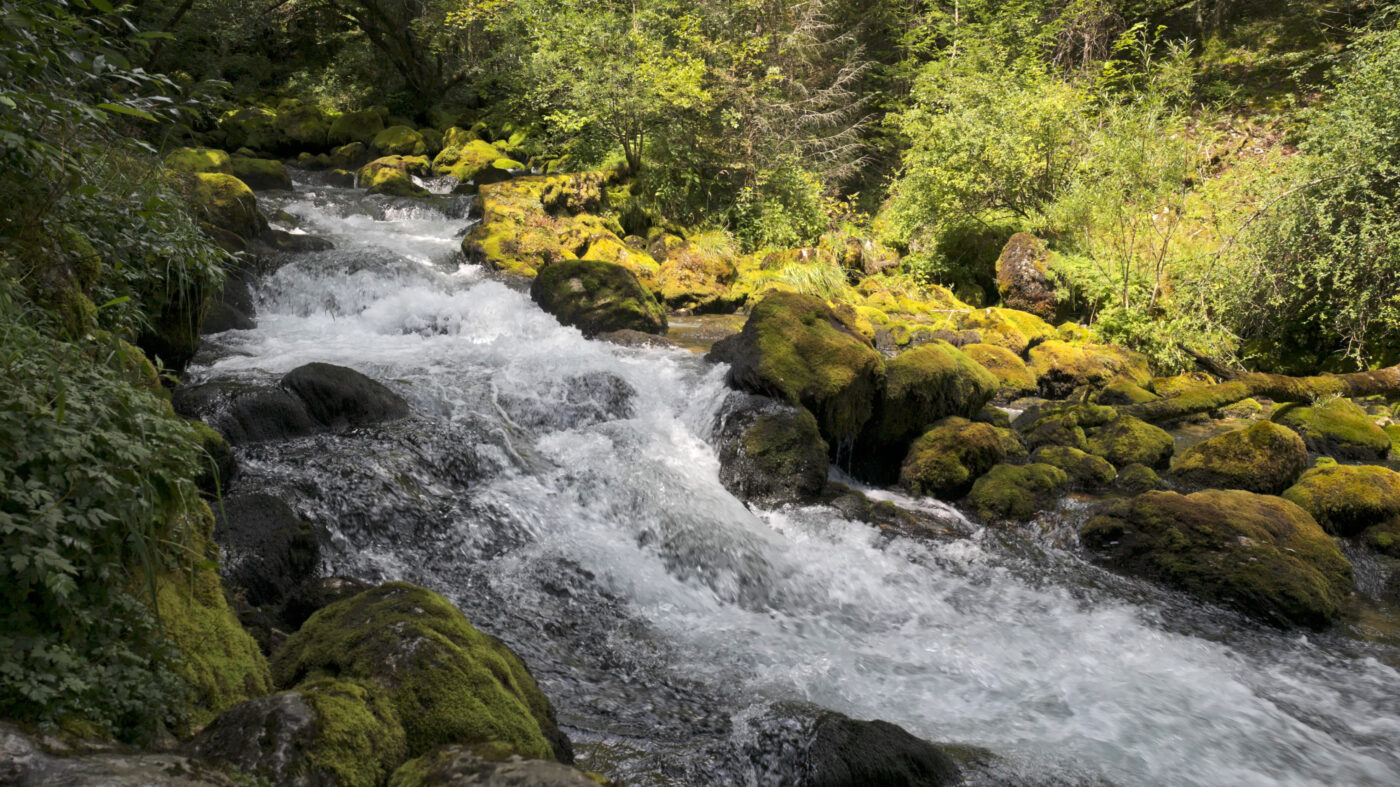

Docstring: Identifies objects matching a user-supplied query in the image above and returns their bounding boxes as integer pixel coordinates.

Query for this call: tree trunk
[1121,364,1400,423]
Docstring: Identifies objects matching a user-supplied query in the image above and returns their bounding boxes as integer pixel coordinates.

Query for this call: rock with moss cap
[1363,519,1400,558]
[388,743,601,787]
[329,107,389,147]
[1081,490,1354,628]
[900,417,1027,500]
[713,393,829,505]
[1281,464,1400,536]
[1012,403,1118,452]
[1032,445,1116,489]
[968,462,1068,521]
[709,291,884,448]
[432,138,503,182]
[217,107,279,152]
[166,147,233,175]
[372,125,428,157]
[953,307,1057,355]
[231,156,292,191]
[530,259,667,338]
[190,678,407,787]
[656,243,741,313]
[1085,414,1174,470]
[995,232,1059,321]
[187,172,267,243]
[272,582,571,762]
[853,344,998,482]
[962,343,1037,398]
[1170,421,1308,495]
[1097,380,1158,406]
[357,156,431,197]
[1117,463,1162,493]
[1027,340,1152,399]
[275,99,331,151]
[1271,398,1391,460]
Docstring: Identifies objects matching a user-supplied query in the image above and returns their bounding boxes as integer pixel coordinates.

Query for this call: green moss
[1027,340,1152,398]
[272,583,559,760]
[165,147,232,175]
[711,291,885,447]
[954,307,1056,355]
[656,243,740,313]
[432,139,501,181]
[582,235,660,289]
[1170,421,1308,495]
[529,259,667,337]
[899,417,1026,499]
[155,500,271,727]
[872,341,998,445]
[1272,398,1391,460]
[275,99,331,150]
[442,126,479,148]
[1098,380,1159,406]
[357,157,430,197]
[962,343,1037,397]
[968,462,1068,521]
[1081,490,1354,628]
[1032,445,1117,489]
[299,678,408,787]
[187,419,233,497]
[1016,403,1118,452]
[1362,518,1400,558]
[329,108,388,147]
[1086,415,1174,470]
[1117,462,1161,493]
[1280,464,1400,536]
[1388,423,1400,455]
[217,107,279,152]
[492,157,525,171]
[187,172,265,241]
[373,125,428,157]
[1150,372,1217,398]
[230,157,291,191]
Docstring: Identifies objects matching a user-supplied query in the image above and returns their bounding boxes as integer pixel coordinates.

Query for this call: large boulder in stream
[968,463,1068,521]
[190,678,406,787]
[358,156,431,197]
[1082,490,1354,628]
[174,381,322,444]
[1170,421,1308,494]
[188,171,268,244]
[995,232,1059,321]
[281,362,410,430]
[1271,398,1391,460]
[899,417,1026,500]
[231,155,292,191]
[530,259,668,337]
[1281,463,1400,537]
[713,392,830,505]
[272,583,572,764]
[709,292,884,448]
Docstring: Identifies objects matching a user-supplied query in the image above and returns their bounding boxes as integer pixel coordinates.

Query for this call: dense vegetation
[5,0,1400,749]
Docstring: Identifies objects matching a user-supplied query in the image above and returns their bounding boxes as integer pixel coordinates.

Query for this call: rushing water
[186,175,1400,787]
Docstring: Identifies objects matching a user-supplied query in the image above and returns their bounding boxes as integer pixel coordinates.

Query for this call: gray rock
[0,723,238,786]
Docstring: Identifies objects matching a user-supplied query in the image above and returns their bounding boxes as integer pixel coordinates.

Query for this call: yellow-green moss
[1281,464,1400,537]
[954,307,1056,355]
[968,462,1068,521]
[1218,397,1264,419]
[165,147,232,175]
[329,108,388,146]
[154,500,271,727]
[863,341,998,454]
[299,678,409,787]
[373,125,428,157]
[656,243,740,313]
[1362,518,1400,558]
[962,343,1037,397]
[1028,340,1152,397]
[272,583,559,760]
[1081,490,1354,628]
[899,417,1026,499]
[357,156,430,197]
[583,235,660,289]
[1171,421,1308,495]
[1150,372,1217,398]
[1117,462,1162,492]
[187,172,264,241]
[529,259,667,337]
[432,139,501,181]
[1032,444,1117,488]
[229,157,291,191]
[1086,415,1174,469]
[1272,398,1391,460]
[1098,380,1158,406]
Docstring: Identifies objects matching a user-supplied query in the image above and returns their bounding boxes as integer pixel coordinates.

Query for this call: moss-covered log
[1121,365,1400,423]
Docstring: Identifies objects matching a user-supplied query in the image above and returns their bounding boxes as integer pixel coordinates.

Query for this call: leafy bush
[0,290,202,738]
[729,162,833,252]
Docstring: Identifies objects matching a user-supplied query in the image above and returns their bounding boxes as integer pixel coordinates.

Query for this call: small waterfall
[187,174,1400,787]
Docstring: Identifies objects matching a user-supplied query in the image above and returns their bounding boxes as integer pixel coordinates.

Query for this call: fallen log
[1122,365,1400,423]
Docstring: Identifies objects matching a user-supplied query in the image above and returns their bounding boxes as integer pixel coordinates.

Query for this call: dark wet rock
[713,392,829,505]
[214,492,320,609]
[174,381,321,444]
[1082,490,1354,629]
[995,232,1058,321]
[281,362,410,430]
[530,259,668,337]
[597,328,680,349]
[1170,421,1308,495]
[187,418,238,496]
[281,576,374,631]
[0,723,237,786]
[259,229,336,254]
[388,744,600,786]
[709,292,884,448]
[202,267,257,335]
[189,679,406,787]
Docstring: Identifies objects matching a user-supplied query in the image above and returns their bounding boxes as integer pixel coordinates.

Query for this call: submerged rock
[713,392,829,505]
[900,417,1026,500]
[1082,490,1354,628]
[281,362,410,430]
[1170,421,1308,495]
[190,679,406,787]
[272,582,572,763]
[1272,398,1391,460]
[530,259,668,337]
[709,292,884,448]
[1281,463,1400,537]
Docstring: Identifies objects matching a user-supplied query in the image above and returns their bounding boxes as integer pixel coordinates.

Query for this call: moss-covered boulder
[1097,380,1158,406]
[271,582,570,762]
[155,501,272,727]
[953,307,1057,355]
[995,233,1058,321]
[968,462,1068,521]
[1150,372,1216,398]
[328,142,368,169]
[432,139,502,182]
[230,157,292,191]
[1117,462,1162,493]
[854,342,998,481]
[188,172,266,243]
[1027,340,1152,398]
[275,99,331,151]
[1013,403,1118,452]
[1081,490,1354,628]
[529,259,667,338]
[581,235,660,289]
[1170,422,1308,495]
[962,343,1037,398]
[713,393,829,505]
[1271,398,1390,460]
[217,107,279,153]
[329,107,388,147]
[357,156,430,197]
[900,417,1027,500]
[166,147,232,175]
[1086,414,1174,470]
[1363,519,1400,557]
[1281,464,1400,537]
[1031,445,1116,489]
[656,243,741,313]
[708,292,885,448]
[191,678,407,787]
[372,125,428,157]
